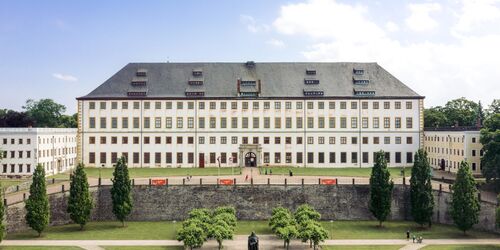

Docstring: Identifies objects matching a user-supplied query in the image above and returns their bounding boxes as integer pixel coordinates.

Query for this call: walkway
[2,237,500,250]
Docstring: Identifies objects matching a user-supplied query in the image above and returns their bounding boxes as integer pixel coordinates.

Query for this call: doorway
[199,153,205,168]
[245,152,257,167]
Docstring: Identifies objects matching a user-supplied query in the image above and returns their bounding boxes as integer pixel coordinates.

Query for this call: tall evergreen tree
[67,163,93,230]
[111,157,132,226]
[369,150,394,227]
[410,149,435,227]
[451,161,480,234]
[0,183,5,242]
[25,164,50,236]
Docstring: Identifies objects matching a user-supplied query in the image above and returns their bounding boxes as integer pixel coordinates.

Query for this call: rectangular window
[286,153,292,163]
[231,136,238,144]
[285,102,292,109]
[307,152,314,164]
[220,102,227,109]
[177,153,183,164]
[395,102,401,109]
[155,117,161,128]
[155,101,161,109]
[111,102,118,109]
[329,152,336,163]
[253,117,259,128]
[406,101,412,109]
[362,102,368,109]
[395,117,401,128]
[329,101,335,109]
[275,137,281,144]
[199,136,205,144]
[351,102,357,109]
[89,136,95,144]
[122,137,128,144]
[407,137,413,144]
[122,117,129,129]
[210,101,216,110]
[373,137,380,144]
[210,117,216,128]
[188,153,194,164]
[373,117,379,128]
[253,102,259,110]
[275,118,281,129]
[133,102,140,109]
[166,102,172,109]
[231,102,237,110]
[231,117,238,128]
[351,117,357,128]
[340,137,347,144]
[242,117,249,128]
[89,102,95,109]
[177,136,183,144]
[340,102,346,109]
[341,152,346,163]
[264,102,270,109]
[318,152,325,163]
[329,137,335,144]
[329,117,336,128]
[189,102,195,110]
[188,117,194,128]
[307,117,314,128]
[144,136,150,144]
[406,118,413,128]
[395,152,401,163]
[318,137,325,144]
[100,117,106,129]
[296,102,303,109]
[384,102,390,109]
[308,137,314,144]
[296,117,303,129]
[362,117,368,128]
[264,153,270,163]
[318,117,325,128]
[199,102,205,109]
[111,136,117,144]
[274,102,281,109]
[133,152,139,164]
[395,137,401,144]
[373,102,379,109]
[210,153,216,164]
[351,137,358,144]
[155,152,161,164]
[362,152,369,163]
[100,152,106,164]
[307,102,314,109]
[133,136,139,144]
[340,117,347,128]
[100,102,106,109]
[100,136,106,144]
[122,102,128,109]
[221,136,227,144]
[165,117,172,128]
[177,102,183,109]
[177,117,183,128]
[384,117,390,128]
[155,136,161,144]
[89,152,95,164]
[407,152,413,163]
[297,152,303,164]
[352,152,358,164]
[242,102,248,110]
[384,136,390,144]
[297,137,303,144]
[318,102,324,109]
[210,137,216,144]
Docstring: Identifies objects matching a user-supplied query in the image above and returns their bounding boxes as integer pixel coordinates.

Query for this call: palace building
[424,127,483,175]
[0,128,77,176]
[77,62,424,168]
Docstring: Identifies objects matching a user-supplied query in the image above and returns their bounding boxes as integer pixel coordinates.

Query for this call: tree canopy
[25,164,50,236]
[67,163,93,230]
[369,151,394,227]
[410,149,434,227]
[111,157,133,226]
[451,161,480,234]
[480,113,500,185]
[424,97,483,128]
[0,99,76,128]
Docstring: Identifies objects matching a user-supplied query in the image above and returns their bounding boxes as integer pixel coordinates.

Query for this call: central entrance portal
[245,152,257,167]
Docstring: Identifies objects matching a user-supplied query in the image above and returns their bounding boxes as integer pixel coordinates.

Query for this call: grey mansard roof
[78,62,422,99]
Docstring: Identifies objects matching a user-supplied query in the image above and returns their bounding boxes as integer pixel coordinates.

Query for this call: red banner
[321,179,336,185]
[152,179,167,186]
[219,179,234,185]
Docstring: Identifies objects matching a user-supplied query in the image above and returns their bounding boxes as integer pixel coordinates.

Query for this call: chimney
[237,79,241,95]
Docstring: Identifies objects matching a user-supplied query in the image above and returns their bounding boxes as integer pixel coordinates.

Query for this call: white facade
[78,98,424,168]
[424,129,482,174]
[0,128,78,176]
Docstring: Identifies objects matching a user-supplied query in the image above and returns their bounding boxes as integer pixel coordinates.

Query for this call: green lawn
[0,247,83,250]
[422,245,500,250]
[50,167,242,180]
[323,246,403,250]
[0,179,26,189]
[321,221,498,239]
[7,220,498,240]
[261,167,411,177]
[103,247,183,250]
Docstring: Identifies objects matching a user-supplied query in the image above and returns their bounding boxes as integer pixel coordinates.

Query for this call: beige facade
[424,128,482,174]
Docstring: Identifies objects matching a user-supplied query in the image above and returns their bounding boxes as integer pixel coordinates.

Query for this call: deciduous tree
[369,151,394,227]
[111,157,132,226]
[23,99,66,127]
[480,114,500,186]
[410,149,434,227]
[67,163,93,230]
[451,161,480,234]
[25,164,50,236]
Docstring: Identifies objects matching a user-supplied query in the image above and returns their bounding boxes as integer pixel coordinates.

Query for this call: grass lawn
[7,220,498,240]
[261,167,411,177]
[0,247,83,250]
[422,245,500,250]
[0,179,27,188]
[323,246,403,250]
[321,221,498,239]
[103,247,183,250]
[50,167,242,180]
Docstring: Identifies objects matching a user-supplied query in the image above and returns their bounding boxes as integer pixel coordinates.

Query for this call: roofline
[424,126,481,132]
[77,96,425,101]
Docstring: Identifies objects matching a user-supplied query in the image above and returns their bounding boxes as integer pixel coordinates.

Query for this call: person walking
[412,235,416,243]
[406,230,410,241]
[245,174,249,182]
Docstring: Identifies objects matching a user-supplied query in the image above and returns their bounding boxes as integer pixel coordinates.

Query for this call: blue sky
[1,0,499,114]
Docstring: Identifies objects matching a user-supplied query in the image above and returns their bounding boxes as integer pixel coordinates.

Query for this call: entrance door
[245,152,257,167]
[199,153,205,168]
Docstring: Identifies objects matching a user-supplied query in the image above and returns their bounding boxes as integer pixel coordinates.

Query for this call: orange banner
[219,179,234,185]
[152,179,167,186]
[321,179,336,185]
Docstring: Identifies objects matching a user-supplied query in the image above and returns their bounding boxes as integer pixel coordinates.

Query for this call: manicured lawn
[7,220,498,240]
[422,245,500,250]
[0,247,83,250]
[103,247,183,250]
[323,246,403,250]
[51,167,242,180]
[321,221,498,239]
[261,167,411,177]
[0,179,26,188]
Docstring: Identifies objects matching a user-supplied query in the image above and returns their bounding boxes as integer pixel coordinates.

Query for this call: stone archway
[245,152,257,167]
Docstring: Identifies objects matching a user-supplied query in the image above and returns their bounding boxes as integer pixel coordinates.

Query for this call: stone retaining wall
[5,184,498,233]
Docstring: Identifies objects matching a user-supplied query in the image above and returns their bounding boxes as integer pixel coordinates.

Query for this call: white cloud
[385,21,399,32]
[271,0,500,107]
[240,15,270,33]
[52,73,78,82]
[266,39,285,48]
[405,3,441,32]
[453,0,500,34]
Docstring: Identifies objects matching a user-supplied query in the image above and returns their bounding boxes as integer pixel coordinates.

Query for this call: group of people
[406,230,424,243]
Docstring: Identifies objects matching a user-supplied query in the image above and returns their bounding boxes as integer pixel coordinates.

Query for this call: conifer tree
[0,183,5,242]
[451,161,480,234]
[369,150,394,227]
[111,157,132,226]
[410,149,434,227]
[67,163,93,230]
[25,164,50,236]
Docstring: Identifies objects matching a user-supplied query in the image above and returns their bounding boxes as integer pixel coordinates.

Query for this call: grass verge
[260,167,411,177]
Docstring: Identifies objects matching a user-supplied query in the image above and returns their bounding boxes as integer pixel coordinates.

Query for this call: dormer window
[306,69,316,75]
[131,80,147,86]
[193,70,203,77]
[353,90,375,96]
[353,79,370,85]
[353,68,364,75]
[304,79,320,84]
[185,91,205,96]
[241,80,256,86]
[188,80,203,85]
[127,91,147,96]
[303,89,324,96]
[136,69,147,77]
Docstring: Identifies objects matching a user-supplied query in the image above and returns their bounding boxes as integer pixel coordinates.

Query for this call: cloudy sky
[0,0,499,114]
